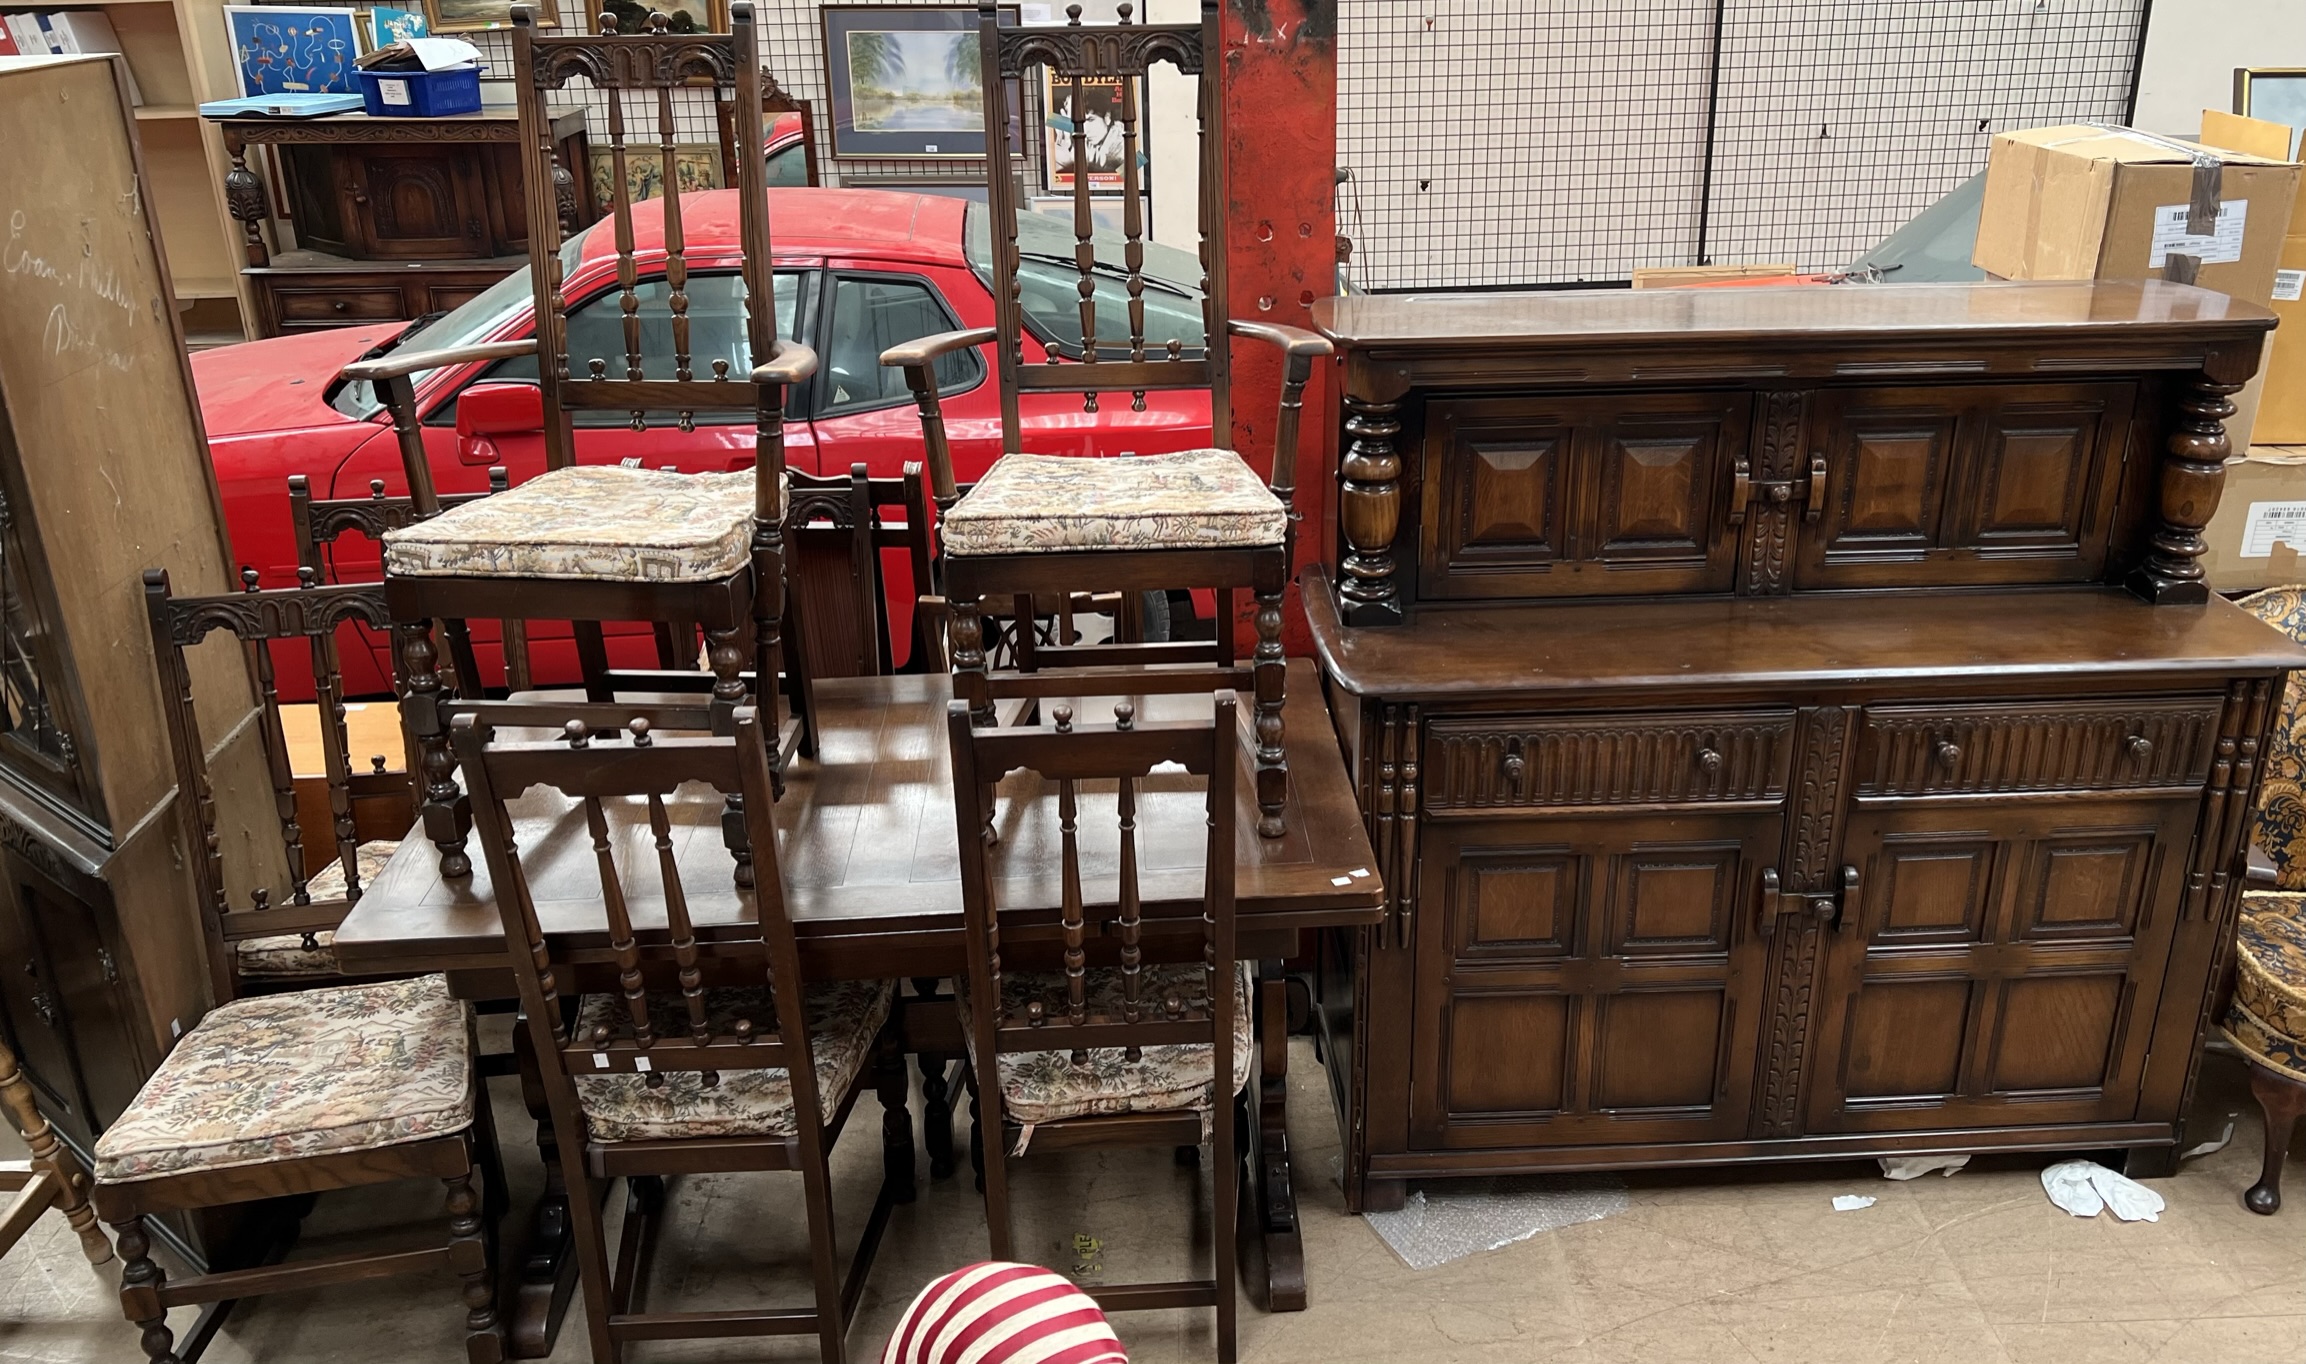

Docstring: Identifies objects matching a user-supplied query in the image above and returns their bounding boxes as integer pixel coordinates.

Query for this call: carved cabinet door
[1418,392,1749,601]
[1803,790,2203,1134]
[1791,381,2135,591]
[340,146,492,261]
[1408,808,1779,1149]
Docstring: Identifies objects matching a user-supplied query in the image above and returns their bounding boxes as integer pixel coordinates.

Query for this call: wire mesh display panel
[1337,0,2150,291]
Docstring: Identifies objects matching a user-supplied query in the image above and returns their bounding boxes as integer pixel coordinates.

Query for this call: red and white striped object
[881,1262,1128,1364]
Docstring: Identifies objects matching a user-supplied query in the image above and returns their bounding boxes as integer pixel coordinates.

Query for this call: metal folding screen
[1337,0,2153,290]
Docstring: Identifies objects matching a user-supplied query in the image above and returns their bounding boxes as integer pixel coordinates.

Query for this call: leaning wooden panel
[0,55,263,1192]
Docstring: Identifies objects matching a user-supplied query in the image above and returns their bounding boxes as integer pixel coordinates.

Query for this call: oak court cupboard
[1300,279,2306,1212]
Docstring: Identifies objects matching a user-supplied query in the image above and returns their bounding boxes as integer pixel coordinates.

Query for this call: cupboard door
[1410,810,1775,1148]
[346,148,490,261]
[1420,393,1746,599]
[1804,794,2194,1133]
[1793,381,2133,590]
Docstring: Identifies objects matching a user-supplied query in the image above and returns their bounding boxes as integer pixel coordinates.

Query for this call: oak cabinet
[1306,280,2301,1213]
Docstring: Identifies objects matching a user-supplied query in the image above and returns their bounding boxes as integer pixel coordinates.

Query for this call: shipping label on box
[2243,500,2306,557]
[2148,200,2249,266]
[2278,268,2304,303]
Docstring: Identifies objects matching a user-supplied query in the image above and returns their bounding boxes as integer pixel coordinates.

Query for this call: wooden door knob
[1934,738,1962,769]
[1697,746,1723,774]
[1501,750,1525,784]
[2127,735,2154,760]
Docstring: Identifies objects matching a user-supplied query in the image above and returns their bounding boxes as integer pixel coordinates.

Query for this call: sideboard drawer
[1852,697,2224,797]
[1424,709,1797,812]
[273,287,409,325]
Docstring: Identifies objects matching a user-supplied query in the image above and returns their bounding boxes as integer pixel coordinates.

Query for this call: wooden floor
[0,1032,2299,1363]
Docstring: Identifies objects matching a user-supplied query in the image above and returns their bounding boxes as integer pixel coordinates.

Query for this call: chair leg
[110,1216,183,1364]
[561,1170,621,1364]
[877,1033,917,1205]
[949,593,993,726]
[913,980,956,1181]
[1214,1093,1240,1364]
[1251,573,1288,840]
[398,619,472,878]
[445,1169,503,1364]
[0,1038,110,1267]
[976,1090,1015,1263]
[967,1082,986,1195]
[2247,1063,2306,1214]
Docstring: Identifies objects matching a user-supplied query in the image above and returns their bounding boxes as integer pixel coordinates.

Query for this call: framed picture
[1040,70,1144,195]
[223,6,361,97]
[2236,68,2306,160]
[421,0,555,33]
[842,174,992,206]
[821,5,1022,159]
[364,5,429,45]
[598,0,723,32]
[589,144,723,209]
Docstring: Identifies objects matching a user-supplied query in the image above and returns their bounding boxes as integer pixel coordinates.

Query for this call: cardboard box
[2200,445,2306,591]
[2205,110,2306,445]
[1974,123,2298,306]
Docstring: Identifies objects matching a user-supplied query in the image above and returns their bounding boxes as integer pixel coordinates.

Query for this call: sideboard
[1302,280,2305,1212]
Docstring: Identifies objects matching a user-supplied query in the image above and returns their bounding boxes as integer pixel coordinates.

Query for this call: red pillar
[1222,0,1335,656]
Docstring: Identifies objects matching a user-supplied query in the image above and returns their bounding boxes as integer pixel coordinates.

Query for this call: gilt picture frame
[420,0,556,34]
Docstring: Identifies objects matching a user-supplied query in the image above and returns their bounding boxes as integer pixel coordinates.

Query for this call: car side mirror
[455,382,543,438]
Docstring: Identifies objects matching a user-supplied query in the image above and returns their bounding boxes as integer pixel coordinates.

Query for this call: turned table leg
[2128,369,2247,605]
[398,619,471,879]
[1245,960,1307,1311]
[1336,375,1407,627]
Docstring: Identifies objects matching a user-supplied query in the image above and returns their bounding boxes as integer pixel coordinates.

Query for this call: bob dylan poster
[1043,72,1140,195]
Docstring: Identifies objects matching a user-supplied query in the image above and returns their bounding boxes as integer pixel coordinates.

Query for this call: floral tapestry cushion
[93,974,472,1183]
[235,840,403,978]
[383,466,778,583]
[570,979,893,1143]
[2236,587,2306,888]
[938,449,1286,557]
[957,962,1253,1126]
[2223,891,2306,1085]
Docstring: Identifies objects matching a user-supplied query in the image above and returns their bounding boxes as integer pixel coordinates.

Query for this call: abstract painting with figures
[224,6,360,97]
[821,5,1021,159]
[421,0,556,32]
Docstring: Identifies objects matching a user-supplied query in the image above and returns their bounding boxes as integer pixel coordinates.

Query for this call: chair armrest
[1226,319,1334,359]
[2249,838,2281,887]
[339,339,537,384]
[880,327,997,369]
[751,338,818,387]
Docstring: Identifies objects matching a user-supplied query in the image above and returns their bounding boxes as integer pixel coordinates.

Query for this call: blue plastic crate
[353,65,483,117]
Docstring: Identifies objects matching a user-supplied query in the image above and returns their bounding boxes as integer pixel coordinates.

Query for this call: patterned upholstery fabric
[938,449,1286,558]
[2236,587,2306,889]
[2222,892,2306,1083]
[570,980,893,1142]
[882,1262,1127,1364]
[235,840,402,977]
[383,466,778,583]
[957,963,1253,1126]
[93,975,472,1183]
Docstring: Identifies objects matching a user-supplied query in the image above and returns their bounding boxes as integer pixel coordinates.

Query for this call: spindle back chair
[454,702,908,1363]
[355,0,816,883]
[882,0,1328,838]
[146,568,414,1000]
[945,689,1248,1360]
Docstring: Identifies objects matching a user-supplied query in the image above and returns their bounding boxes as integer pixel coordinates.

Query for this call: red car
[195,187,1215,692]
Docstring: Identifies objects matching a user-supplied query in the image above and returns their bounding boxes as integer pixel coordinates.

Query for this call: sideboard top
[1310,279,2275,351]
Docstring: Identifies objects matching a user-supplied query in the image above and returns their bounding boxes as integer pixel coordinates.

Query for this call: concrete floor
[1,1032,2302,1364]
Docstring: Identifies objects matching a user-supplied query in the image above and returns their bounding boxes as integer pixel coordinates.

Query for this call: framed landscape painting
[821,5,1021,159]
[422,0,556,32]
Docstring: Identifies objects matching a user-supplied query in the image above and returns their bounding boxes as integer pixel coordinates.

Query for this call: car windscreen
[962,203,1206,361]
[326,234,583,419]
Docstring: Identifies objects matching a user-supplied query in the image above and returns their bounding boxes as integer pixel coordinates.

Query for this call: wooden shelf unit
[2,1,249,338]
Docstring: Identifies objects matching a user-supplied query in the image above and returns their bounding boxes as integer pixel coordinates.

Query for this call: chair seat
[957,963,1253,1126]
[236,840,403,977]
[2222,892,2306,1082]
[383,465,779,583]
[939,448,1286,557]
[93,974,473,1184]
[570,980,893,1142]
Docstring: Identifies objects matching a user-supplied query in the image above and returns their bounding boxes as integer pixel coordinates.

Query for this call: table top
[334,658,1384,980]
[1309,280,2275,352]
[217,106,586,141]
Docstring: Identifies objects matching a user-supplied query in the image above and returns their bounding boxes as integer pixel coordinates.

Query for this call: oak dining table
[332,657,1385,1356]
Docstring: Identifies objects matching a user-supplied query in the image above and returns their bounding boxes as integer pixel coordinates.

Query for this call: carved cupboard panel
[1410,810,1777,1149]
[1419,393,1749,599]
